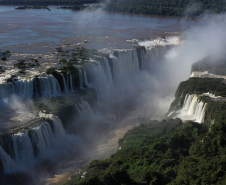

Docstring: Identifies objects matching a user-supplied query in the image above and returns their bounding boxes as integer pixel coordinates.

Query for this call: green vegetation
[169,78,226,111]
[53,47,103,75]
[46,67,57,75]
[56,47,63,52]
[191,58,226,75]
[0,0,97,5]
[65,117,226,185]
[14,59,40,69]
[6,75,16,83]
[0,0,225,16]
[60,5,85,10]
[3,50,10,56]
[1,56,7,61]
[14,60,26,68]
[60,65,74,74]
[105,0,226,16]
[0,66,5,73]
[15,5,49,9]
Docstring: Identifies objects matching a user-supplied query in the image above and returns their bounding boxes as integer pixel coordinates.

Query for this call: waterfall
[34,78,39,97]
[194,101,204,121]
[69,74,74,91]
[62,75,69,93]
[83,70,89,87]
[38,76,62,97]
[100,58,113,84]
[178,94,207,123]
[30,123,55,155]
[110,49,140,81]
[83,63,109,95]
[75,103,82,115]
[0,115,66,173]
[14,78,34,99]
[75,99,93,118]
[0,75,62,99]
[78,69,84,89]
[145,45,172,62]
[187,96,198,115]
[40,123,55,147]
[183,94,195,111]
[140,49,146,70]
[196,103,207,123]
[51,116,65,138]
[0,146,14,173]
[12,132,34,162]
[0,83,15,99]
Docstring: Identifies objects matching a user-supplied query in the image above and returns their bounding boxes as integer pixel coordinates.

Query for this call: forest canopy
[1,0,225,17]
[104,0,226,16]
[0,0,97,5]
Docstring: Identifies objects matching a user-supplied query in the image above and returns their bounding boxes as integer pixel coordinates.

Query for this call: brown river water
[0,5,195,52]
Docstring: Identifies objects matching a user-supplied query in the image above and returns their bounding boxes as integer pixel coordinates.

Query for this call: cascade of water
[38,77,51,97]
[100,58,113,84]
[145,45,172,62]
[40,123,55,147]
[0,146,14,173]
[183,94,195,111]
[111,50,140,79]
[76,99,93,118]
[140,49,146,70]
[194,101,204,122]
[30,125,47,155]
[0,83,15,99]
[183,94,188,107]
[187,96,198,116]
[198,103,207,123]
[48,76,61,97]
[78,69,84,89]
[110,58,121,81]
[66,74,69,90]
[11,132,34,162]
[34,78,39,97]
[83,63,108,95]
[51,116,65,138]
[83,70,89,87]
[180,94,207,123]
[0,75,62,99]
[62,75,69,93]
[0,114,66,173]
[14,78,34,98]
[30,122,56,156]
[75,103,82,115]
[69,74,74,91]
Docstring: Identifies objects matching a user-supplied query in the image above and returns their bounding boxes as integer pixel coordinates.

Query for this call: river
[0,5,194,50]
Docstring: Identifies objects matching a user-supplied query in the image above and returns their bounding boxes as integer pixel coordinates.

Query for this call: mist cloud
[164,12,226,85]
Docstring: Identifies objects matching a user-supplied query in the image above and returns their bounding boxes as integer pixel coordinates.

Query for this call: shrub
[1,56,7,61]
[14,60,26,68]
[46,67,57,75]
